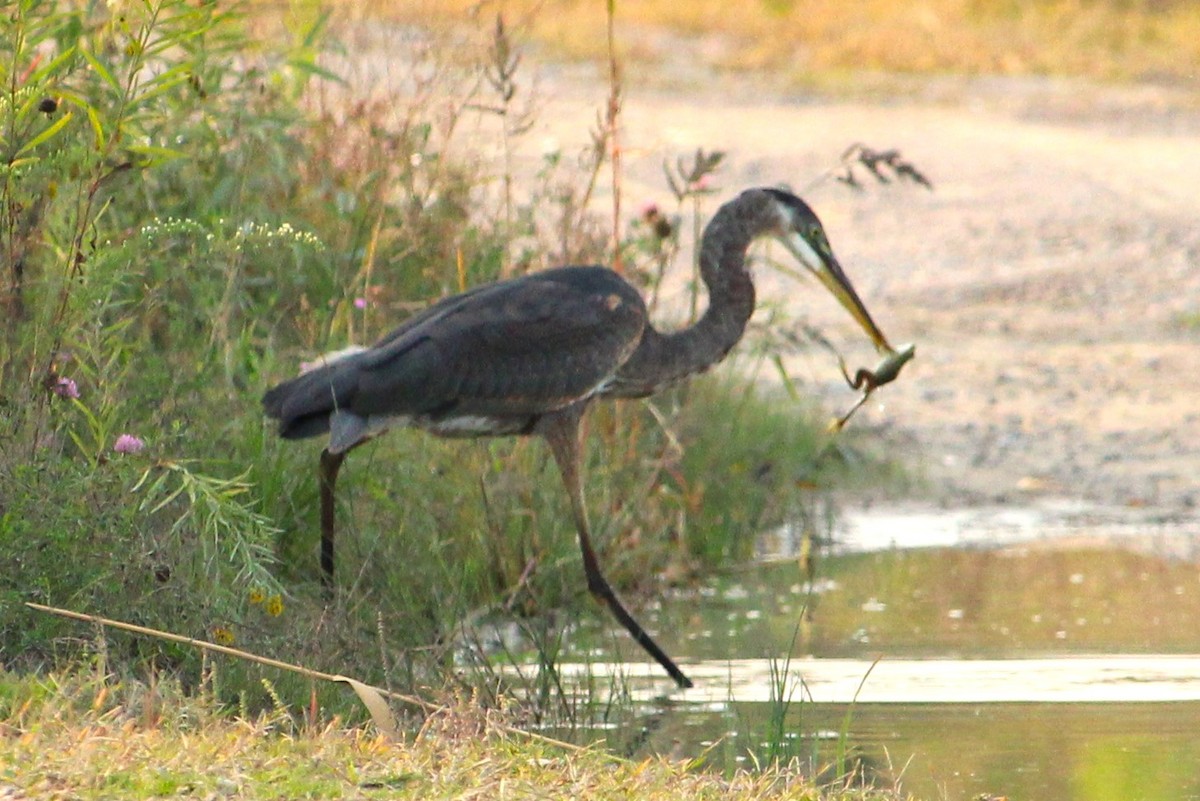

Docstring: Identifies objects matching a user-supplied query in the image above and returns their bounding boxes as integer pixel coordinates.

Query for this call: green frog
[832,342,916,430]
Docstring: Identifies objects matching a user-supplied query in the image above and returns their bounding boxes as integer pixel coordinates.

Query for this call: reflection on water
[547,654,1200,704]
[717,702,1200,801]
[505,502,1200,801]
[767,497,1200,560]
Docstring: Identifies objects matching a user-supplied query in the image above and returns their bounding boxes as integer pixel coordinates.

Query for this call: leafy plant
[0,0,338,671]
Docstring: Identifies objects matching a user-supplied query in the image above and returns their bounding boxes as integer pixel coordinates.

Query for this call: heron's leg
[318,447,346,592]
[540,408,694,689]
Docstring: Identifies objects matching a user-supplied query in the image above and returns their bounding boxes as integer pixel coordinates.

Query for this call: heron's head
[762,187,893,353]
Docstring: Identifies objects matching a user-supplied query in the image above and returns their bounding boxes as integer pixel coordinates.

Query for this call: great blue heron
[263,186,902,688]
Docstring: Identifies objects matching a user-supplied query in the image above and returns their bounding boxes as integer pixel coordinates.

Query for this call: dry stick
[24,601,601,757]
[600,0,634,469]
[605,0,622,274]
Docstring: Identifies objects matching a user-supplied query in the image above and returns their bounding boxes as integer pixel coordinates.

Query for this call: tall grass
[0,0,331,672]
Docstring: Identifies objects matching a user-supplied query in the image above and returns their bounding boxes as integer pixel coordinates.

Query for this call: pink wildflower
[113,434,145,454]
[638,200,660,219]
[53,376,80,399]
[353,297,368,310]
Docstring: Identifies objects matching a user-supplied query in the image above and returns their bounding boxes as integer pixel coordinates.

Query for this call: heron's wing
[367,281,497,350]
[352,266,647,418]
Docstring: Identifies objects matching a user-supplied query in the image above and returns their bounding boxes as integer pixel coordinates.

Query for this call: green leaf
[80,47,122,94]
[15,111,73,156]
[140,61,191,90]
[67,430,92,461]
[13,92,40,128]
[285,57,345,85]
[70,398,101,432]
[129,71,191,109]
[27,45,78,85]
[2,157,40,171]
[302,9,331,49]
[85,106,105,149]
[147,479,188,515]
[130,466,155,493]
[771,353,801,402]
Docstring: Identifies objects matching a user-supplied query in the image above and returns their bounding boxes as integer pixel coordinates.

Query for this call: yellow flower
[265,595,284,617]
[212,626,235,645]
[248,588,265,605]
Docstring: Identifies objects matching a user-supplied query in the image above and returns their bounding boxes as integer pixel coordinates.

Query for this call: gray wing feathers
[261,353,370,440]
[355,274,645,416]
[262,267,647,443]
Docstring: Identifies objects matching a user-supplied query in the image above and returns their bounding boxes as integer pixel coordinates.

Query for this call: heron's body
[263,187,903,689]
[263,265,650,451]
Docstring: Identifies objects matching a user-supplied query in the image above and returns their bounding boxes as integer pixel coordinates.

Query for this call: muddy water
[513,502,1200,801]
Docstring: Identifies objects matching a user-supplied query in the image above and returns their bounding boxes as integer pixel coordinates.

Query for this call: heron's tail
[262,347,367,440]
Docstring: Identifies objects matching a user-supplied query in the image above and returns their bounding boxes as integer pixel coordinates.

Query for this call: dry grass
[355,0,1200,84]
[0,672,911,801]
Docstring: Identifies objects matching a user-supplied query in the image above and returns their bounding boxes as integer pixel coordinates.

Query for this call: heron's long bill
[779,233,894,353]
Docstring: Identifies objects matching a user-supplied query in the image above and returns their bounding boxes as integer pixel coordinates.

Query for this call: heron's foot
[586,583,693,689]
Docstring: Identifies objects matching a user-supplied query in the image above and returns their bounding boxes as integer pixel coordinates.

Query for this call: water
[551,655,1200,704]
[773,497,1200,560]
[499,500,1200,801]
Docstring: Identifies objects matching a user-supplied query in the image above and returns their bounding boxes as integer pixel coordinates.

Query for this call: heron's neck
[613,193,767,395]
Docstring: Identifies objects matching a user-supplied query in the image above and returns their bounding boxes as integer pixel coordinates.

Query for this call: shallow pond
[500,500,1200,801]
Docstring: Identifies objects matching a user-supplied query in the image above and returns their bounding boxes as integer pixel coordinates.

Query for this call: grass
[374,0,1200,86]
[0,670,911,801]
